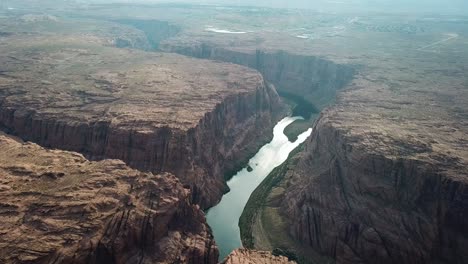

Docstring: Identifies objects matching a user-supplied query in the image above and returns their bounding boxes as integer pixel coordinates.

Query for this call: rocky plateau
[0,34,284,209]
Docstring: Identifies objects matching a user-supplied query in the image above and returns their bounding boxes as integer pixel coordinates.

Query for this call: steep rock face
[161,43,355,109]
[280,113,468,264]
[184,83,284,206]
[0,38,285,209]
[116,19,181,50]
[0,81,282,209]
[0,133,218,264]
[222,249,296,264]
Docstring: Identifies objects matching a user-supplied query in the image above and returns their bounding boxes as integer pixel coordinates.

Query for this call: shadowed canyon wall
[160,43,356,110]
[279,115,468,263]
[116,19,181,50]
[0,81,284,209]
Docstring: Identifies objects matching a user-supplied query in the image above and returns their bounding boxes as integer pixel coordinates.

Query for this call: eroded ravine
[206,116,313,259]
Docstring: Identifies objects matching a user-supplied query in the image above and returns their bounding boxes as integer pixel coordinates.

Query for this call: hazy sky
[88,0,468,14]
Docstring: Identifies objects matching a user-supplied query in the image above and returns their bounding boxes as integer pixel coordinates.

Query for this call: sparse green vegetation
[240,144,335,264]
[239,144,303,248]
[283,116,316,142]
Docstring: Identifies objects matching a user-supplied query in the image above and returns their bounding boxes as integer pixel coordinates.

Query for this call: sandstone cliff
[0,133,218,264]
[160,42,355,110]
[0,36,285,209]
[279,110,468,264]
[222,249,296,264]
[0,80,282,209]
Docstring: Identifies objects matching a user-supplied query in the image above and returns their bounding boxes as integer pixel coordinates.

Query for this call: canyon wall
[279,113,468,263]
[116,19,181,50]
[163,39,467,263]
[0,133,218,264]
[0,81,283,209]
[183,37,468,262]
[160,43,356,109]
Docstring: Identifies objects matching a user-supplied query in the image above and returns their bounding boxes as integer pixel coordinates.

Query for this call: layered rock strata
[279,107,468,263]
[0,35,284,209]
[0,132,218,264]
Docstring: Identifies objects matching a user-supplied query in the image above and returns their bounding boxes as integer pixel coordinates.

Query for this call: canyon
[151,5,468,264]
[160,42,356,111]
[0,34,284,210]
[0,2,467,264]
[0,12,296,263]
[207,116,313,259]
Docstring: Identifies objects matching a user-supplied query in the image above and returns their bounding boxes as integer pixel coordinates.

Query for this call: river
[206,116,313,259]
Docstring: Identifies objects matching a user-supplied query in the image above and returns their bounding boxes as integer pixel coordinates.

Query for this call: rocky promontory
[0,132,218,263]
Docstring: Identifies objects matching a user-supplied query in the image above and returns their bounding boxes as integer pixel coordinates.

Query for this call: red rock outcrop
[279,110,468,264]
[222,249,296,264]
[0,133,218,263]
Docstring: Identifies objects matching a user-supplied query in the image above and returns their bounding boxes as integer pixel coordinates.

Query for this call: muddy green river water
[206,116,313,259]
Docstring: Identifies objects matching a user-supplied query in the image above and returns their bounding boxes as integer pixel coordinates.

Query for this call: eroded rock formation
[222,249,296,264]
[0,133,218,264]
[280,110,468,264]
